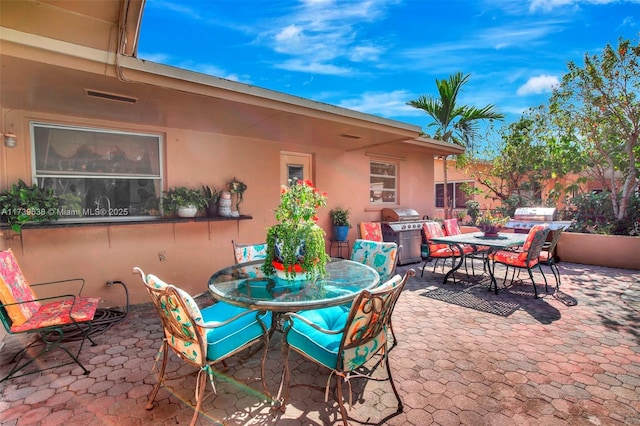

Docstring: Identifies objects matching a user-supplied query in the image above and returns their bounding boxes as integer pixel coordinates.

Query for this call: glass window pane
[370,161,397,204]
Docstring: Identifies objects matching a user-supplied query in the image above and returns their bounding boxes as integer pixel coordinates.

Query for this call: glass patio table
[208,258,380,312]
[428,231,527,294]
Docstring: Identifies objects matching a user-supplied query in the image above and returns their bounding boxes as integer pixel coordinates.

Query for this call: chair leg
[389,320,398,350]
[537,263,549,292]
[146,340,169,410]
[420,258,430,277]
[551,261,561,289]
[335,373,349,426]
[527,268,539,298]
[190,368,208,426]
[384,350,403,414]
[277,337,292,410]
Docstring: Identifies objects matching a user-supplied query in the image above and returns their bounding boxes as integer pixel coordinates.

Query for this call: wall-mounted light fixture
[3,129,17,148]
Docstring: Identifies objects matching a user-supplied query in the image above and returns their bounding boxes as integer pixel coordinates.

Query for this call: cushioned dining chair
[538,228,564,291]
[443,218,489,274]
[0,248,104,382]
[278,270,415,426]
[488,224,551,298]
[421,222,474,279]
[133,267,272,426]
[232,240,268,264]
[358,222,384,242]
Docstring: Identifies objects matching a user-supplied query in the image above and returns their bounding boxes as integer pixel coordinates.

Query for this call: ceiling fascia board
[403,137,466,156]
[0,26,116,66]
[116,55,421,137]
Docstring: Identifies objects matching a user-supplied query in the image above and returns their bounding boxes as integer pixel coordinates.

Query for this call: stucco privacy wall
[0,109,437,307]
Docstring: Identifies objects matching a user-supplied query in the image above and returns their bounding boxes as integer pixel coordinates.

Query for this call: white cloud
[516,74,560,95]
[337,90,421,117]
[275,59,352,75]
[528,0,640,12]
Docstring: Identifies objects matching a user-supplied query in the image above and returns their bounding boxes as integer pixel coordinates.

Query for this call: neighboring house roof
[0,0,463,156]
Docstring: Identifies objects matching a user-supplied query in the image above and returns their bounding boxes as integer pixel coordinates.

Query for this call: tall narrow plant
[408,72,504,219]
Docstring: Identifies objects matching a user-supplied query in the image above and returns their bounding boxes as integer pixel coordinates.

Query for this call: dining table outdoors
[428,231,528,294]
[208,257,380,312]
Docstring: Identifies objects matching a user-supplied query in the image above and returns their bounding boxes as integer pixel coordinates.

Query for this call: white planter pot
[177,205,198,218]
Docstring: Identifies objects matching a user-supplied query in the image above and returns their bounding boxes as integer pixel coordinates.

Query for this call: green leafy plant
[262,178,329,280]
[329,207,351,227]
[0,180,60,232]
[162,186,207,214]
[477,209,510,228]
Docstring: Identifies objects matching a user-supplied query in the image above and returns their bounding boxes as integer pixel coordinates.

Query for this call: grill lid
[381,208,420,222]
[513,207,557,221]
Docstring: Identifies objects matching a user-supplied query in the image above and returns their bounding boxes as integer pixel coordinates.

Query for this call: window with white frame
[370,160,397,204]
[32,123,163,222]
[435,181,473,209]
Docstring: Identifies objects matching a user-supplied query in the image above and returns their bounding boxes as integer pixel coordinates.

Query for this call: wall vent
[85,89,137,104]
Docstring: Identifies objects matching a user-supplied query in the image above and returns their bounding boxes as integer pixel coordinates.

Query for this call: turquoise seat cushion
[202,302,272,361]
[286,305,349,369]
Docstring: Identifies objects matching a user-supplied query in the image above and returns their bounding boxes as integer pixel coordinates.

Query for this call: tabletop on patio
[1,261,639,425]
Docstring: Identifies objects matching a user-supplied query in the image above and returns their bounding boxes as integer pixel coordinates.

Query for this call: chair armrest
[31,278,86,296]
[0,293,78,308]
[281,312,344,335]
[198,308,265,328]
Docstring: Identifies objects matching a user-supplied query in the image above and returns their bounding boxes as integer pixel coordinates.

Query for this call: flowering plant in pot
[476,210,510,237]
[261,178,329,280]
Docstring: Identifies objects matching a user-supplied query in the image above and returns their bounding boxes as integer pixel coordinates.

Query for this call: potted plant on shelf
[329,207,351,242]
[203,185,221,217]
[476,209,510,237]
[162,186,207,218]
[0,179,61,232]
[261,178,330,281]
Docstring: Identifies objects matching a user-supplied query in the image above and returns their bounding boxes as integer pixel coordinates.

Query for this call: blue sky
[138,0,640,136]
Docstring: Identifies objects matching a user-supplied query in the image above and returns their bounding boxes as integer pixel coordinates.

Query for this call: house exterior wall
[0,108,437,307]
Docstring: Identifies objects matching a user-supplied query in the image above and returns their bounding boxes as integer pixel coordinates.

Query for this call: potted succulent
[162,186,207,218]
[203,185,221,217]
[0,179,61,232]
[330,207,351,242]
[261,178,330,281]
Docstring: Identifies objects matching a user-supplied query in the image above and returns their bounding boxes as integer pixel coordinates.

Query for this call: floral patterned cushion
[233,242,267,264]
[0,249,41,327]
[350,239,398,282]
[10,297,99,333]
[443,219,461,236]
[358,222,383,242]
[422,222,449,252]
[489,250,538,268]
[429,245,475,258]
[522,224,549,251]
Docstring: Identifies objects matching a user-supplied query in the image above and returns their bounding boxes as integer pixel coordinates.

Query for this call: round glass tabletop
[208,258,380,312]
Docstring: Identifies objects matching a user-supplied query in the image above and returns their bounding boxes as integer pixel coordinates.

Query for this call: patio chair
[232,240,268,264]
[0,249,102,382]
[133,267,272,426]
[443,218,490,273]
[421,222,474,279]
[349,239,401,347]
[488,224,551,298]
[539,228,564,290]
[278,269,415,425]
[358,222,383,242]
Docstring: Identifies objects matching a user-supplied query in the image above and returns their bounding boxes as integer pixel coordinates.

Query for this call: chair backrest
[232,240,268,264]
[350,239,398,282]
[358,222,383,242]
[0,249,40,328]
[524,226,551,264]
[133,267,207,367]
[422,222,448,251]
[541,228,564,260]
[443,219,462,236]
[522,223,549,252]
[338,270,414,371]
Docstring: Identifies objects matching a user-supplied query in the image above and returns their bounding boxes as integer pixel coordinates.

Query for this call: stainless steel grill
[380,208,429,265]
[505,207,572,233]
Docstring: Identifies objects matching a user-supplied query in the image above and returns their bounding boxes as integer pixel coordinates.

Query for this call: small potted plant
[203,185,221,217]
[329,207,351,242]
[476,209,510,237]
[262,178,329,281]
[0,179,61,232]
[162,186,207,218]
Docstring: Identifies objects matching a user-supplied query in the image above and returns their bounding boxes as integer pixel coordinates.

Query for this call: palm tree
[408,72,504,219]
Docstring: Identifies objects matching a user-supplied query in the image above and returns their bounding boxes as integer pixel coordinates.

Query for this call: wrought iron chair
[0,248,127,382]
[278,270,415,425]
[232,240,268,264]
[443,218,490,273]
[539,228,564,290]
[358,222,383,242]
[488,224,551,298]
[421,222,474,279]
[133,267,272,426]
